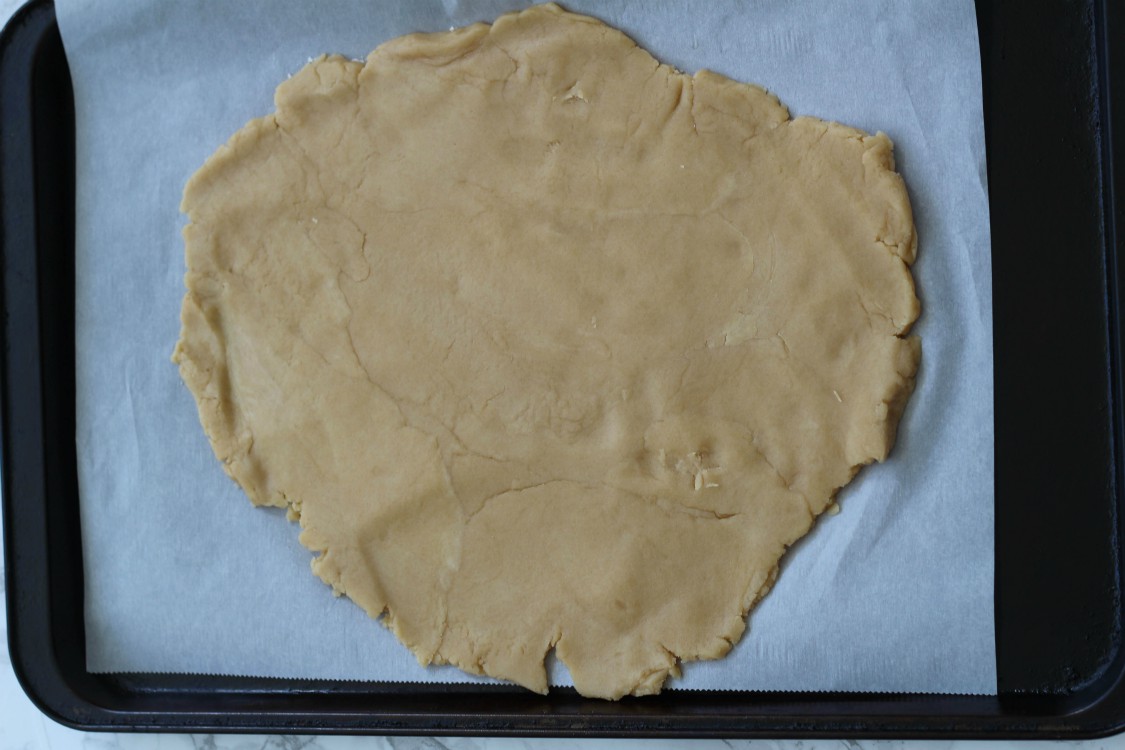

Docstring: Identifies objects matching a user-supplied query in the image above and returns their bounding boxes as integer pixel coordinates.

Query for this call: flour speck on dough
[172,3,920,700]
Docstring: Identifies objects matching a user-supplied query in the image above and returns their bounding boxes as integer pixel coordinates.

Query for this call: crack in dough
[172,3,920,700]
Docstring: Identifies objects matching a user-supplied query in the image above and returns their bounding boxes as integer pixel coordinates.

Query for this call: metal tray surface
[1,0,1122,738]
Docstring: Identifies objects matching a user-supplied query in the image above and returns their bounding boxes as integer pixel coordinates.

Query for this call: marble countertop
[1,1,1123,748]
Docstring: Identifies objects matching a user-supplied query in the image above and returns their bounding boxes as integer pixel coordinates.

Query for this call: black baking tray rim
[2,0,1124,738]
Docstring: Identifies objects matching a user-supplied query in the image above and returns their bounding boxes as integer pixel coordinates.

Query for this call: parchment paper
[57,0,995,693]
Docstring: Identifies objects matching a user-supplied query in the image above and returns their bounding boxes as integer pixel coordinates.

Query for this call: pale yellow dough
[173,3,920,699]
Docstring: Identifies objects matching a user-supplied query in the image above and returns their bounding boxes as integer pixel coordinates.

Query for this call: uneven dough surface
[173,3,920,699]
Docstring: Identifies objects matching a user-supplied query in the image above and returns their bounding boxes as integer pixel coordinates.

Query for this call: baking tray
[2,0,1122,739]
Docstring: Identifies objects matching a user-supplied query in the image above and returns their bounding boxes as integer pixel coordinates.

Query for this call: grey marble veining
[3,730,1124,750]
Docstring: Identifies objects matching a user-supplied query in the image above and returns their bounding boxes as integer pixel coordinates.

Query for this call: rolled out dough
[173,3,920,699]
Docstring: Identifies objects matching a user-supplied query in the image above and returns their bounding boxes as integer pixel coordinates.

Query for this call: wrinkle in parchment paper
[58,0,995,693]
